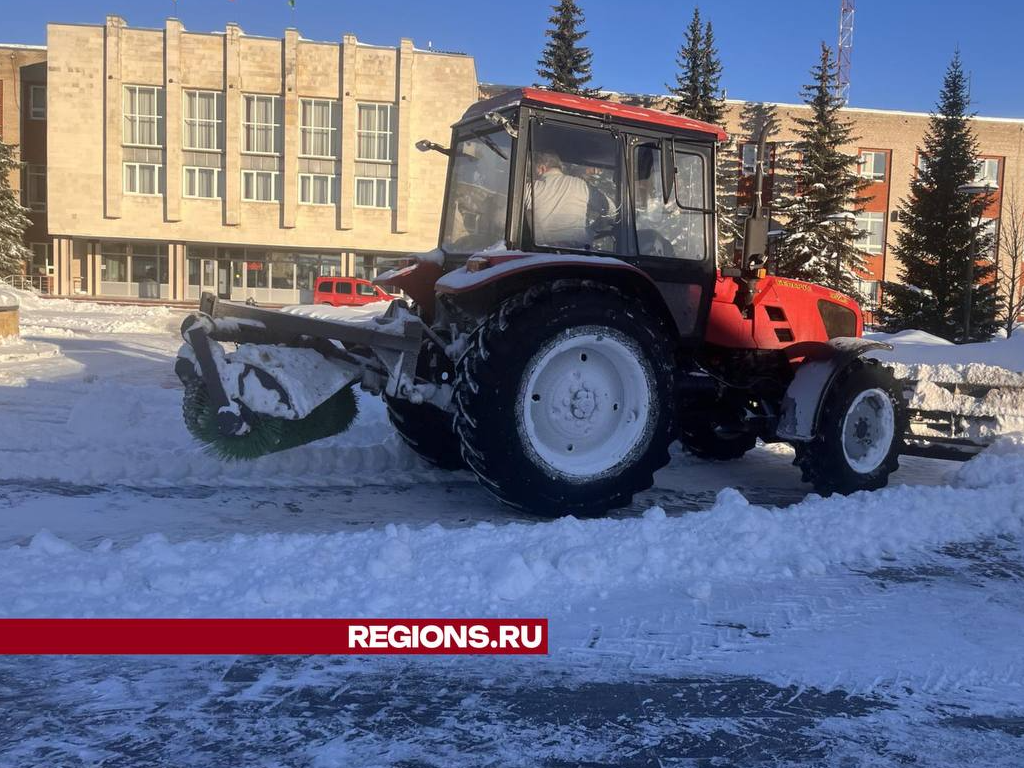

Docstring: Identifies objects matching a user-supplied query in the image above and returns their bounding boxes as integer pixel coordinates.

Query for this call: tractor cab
[423,88,726,340]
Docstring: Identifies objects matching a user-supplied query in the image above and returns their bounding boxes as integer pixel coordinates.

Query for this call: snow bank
[870,329,1024,371]
[0,381,444,488]
[17,296,180,337]
[3,447,1023,618]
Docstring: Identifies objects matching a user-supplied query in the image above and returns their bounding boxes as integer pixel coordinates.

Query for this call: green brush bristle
[182,378,358,461]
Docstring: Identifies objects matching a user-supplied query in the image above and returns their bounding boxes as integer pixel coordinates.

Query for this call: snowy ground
[1,288,1024,766]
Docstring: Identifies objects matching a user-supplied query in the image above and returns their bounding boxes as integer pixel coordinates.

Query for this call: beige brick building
[33,16,477,302]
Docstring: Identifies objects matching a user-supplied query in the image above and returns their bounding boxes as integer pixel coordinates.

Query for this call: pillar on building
[394,38,414,234]
[164,18,184,223]
[85,242,100,297]
[52,236,73,296]
[103,15,126,220]
[223,23,243,227]
[282,29,299,229]
[168,242,187,301]
[338,34,357,232]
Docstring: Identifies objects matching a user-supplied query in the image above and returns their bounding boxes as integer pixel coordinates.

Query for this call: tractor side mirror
[416,139,451,156]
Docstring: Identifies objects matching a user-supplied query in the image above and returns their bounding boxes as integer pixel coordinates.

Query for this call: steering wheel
[637,229,676,258]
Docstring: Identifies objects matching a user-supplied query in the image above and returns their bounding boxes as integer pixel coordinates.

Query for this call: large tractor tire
[795,358,906,496]
[385,395,465,471]
[453,280,677,517]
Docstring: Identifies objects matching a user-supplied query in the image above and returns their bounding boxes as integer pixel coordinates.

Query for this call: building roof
[464,87,728,141]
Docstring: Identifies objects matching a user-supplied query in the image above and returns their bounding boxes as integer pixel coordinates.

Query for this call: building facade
[28,16,478,302]
[0,43,49,285]
[716,99,1019,318]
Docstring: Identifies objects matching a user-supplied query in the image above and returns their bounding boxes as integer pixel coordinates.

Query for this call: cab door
[625,135,717,342]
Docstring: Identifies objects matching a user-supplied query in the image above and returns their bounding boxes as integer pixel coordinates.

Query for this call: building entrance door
[217,260,231,299]
[200,259,217,296]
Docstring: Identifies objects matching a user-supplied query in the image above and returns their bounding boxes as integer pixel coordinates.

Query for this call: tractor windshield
[441,127,512,254]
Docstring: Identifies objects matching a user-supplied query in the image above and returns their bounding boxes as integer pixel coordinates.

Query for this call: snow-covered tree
[995,187,1024,337]
[0,141,32,278]
[878,52,999,342]
[536,0,602,98]
[668,8,725,124]
[773,44,867,297]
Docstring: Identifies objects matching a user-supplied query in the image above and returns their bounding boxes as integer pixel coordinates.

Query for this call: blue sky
[4,0,1022,117]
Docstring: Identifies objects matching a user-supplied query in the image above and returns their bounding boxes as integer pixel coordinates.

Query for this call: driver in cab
[526,151,612,250]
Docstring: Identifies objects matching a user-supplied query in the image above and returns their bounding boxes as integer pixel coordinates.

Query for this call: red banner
[0,618,548,655]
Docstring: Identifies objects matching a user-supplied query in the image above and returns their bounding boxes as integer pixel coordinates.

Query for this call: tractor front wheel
[385,395,465,471]
[795,359,905,496]
[453,280,676,517]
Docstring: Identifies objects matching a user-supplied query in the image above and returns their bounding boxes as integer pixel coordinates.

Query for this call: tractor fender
[775,337,894,442]
[435,252,681,338]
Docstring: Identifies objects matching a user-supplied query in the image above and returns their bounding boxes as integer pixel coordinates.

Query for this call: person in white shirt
[526,151,612,249]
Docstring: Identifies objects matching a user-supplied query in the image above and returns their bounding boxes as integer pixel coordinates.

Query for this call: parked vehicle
[313,276,394,307]
[175,88,1015,516]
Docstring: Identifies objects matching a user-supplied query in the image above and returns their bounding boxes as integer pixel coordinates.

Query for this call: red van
[313,276,394,307]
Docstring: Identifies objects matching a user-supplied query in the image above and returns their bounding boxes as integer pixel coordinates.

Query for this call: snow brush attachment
[175,310,365,461]
[180,372,357,461]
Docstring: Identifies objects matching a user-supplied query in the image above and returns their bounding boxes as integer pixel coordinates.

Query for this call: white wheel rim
[518,328,653,480]
[841,387,895,474]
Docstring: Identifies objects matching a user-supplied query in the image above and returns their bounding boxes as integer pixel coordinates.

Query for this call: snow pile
[0,337,61,364]
[3,452,1023,618]
[872,330,1024,440]
[0,284,20,308]
[0,381,443,488]
[18,296,180,337]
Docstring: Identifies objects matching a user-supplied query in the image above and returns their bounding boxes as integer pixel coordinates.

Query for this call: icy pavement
[1,290,1023,765]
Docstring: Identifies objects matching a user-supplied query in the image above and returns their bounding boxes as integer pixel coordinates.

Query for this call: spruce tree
[0,141,31,278]
[536,0,602,98]
[668,8,725,124]
[773,44,867,297]
[878,53,999,342]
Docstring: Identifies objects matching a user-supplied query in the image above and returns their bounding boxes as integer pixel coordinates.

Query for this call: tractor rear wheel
[453,280,676,517]
[795,359,905,496]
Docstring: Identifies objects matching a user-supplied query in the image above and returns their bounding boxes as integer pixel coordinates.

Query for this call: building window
[242,95,281,155]
[101,243,129,283]
[980,217,999,258]
[30,242,52,276]
[299,173,336,205]
[741,144,758,176]
[124,162,163,195]
[242,170,280,202]
[854,279,880,310]
[123,85,163,147]
[858,150,887,181]
[357,103,395,162]
[29,85,46,120]
[355,177,394,209]
[974,158,1000,187]
[183,167,221,199]
[855,211,885,254]
[355,254,378,280]
[183,90,222,151]
[24,164,46,211]
[300,99,338,158]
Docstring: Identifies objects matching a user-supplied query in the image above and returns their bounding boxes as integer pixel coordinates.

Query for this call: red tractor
[176,88,908,516]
